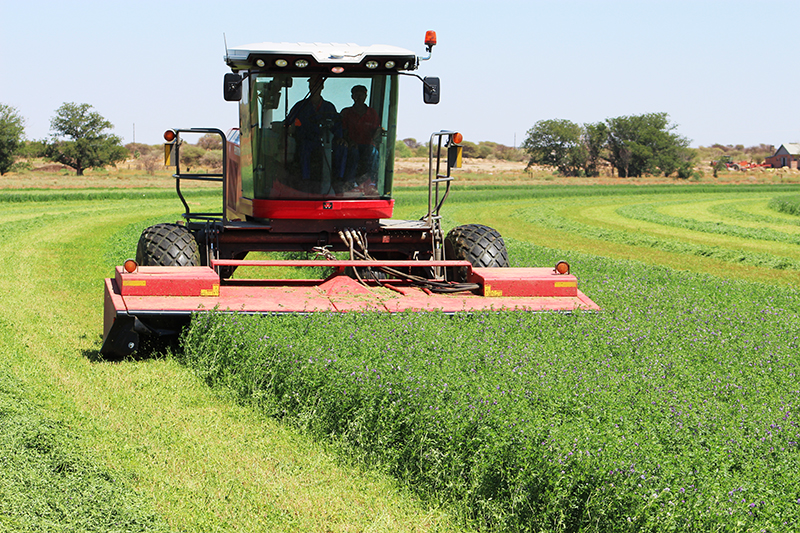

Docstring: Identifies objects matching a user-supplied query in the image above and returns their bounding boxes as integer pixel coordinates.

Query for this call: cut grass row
[0,322,171,532]
[405,187,800,286]
[0,196,467,532]
[2,182,799,531]
[769,195,800,217]
[616,201,800,244]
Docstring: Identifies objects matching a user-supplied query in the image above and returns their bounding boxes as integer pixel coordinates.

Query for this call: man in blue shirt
[286,77,346,189]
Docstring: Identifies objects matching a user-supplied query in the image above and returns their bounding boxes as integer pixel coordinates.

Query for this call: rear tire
[136,223,200,267]
[444,224,509,281]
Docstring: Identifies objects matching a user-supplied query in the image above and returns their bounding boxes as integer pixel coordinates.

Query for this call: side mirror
[423,76,440,105]
[223,73,242,101]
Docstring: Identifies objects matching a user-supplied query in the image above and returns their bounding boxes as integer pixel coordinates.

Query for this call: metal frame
[169,128,228,223]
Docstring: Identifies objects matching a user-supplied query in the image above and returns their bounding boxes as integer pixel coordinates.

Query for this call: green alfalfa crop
[179,244,800,533]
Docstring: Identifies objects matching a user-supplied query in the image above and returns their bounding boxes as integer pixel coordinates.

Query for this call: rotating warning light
[123,259,139,273]
[425,30,437,47]
[331,66,345,74]
[163,130,176,142]
[554,261,570,275]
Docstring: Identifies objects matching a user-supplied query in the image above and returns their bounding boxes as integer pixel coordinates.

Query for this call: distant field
[1,181,800,531]
[4,159,800,190]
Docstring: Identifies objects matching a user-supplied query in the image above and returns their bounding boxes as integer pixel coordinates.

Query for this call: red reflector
[164,130,176,142]
[123,259,138,273]
[555,261,570,275]
[453,132,463,144]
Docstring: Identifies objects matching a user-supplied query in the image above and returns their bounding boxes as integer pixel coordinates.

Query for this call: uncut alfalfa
[180,247,800,532]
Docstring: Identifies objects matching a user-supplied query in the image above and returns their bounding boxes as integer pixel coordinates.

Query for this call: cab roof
[225,42,418,73]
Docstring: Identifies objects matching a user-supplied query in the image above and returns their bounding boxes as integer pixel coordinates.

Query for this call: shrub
[199,149,223,170]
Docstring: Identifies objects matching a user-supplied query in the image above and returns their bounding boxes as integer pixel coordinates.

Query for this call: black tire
[135,223,200,267]
[444,224,509,281]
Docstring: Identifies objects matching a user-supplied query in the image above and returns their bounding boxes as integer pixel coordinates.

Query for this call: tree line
[0,102,128,176]
[394,138,524,161]
[0,102,780,179]
[522,113,698,178]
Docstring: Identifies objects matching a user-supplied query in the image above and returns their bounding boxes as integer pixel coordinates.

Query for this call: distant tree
[476,143,493,159]
[403,138,421,149]
[45,102,128,175]
[136,153,161,175]
[522,119,587,176]
[746,144,774,164]
[605,113,691,177]
[494,144,524,161]
[460,141,479,158]
[0,104,26,175]
[199,149,223,170]
[394,140,412,158]
[125,142,156,158]
[179,144,205,169]
[20,139,48,159]
[582,122,608,177]
[197,133,223,150]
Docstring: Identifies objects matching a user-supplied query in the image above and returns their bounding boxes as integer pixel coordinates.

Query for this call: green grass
[3,182,800,531]
[0,195,469,532]
[769,195,800,217]
[394,186,800,285]
[0,322,171,532]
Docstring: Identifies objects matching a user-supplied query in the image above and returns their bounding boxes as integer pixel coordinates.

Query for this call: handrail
[169,128,228,223]
[426,130,457,226]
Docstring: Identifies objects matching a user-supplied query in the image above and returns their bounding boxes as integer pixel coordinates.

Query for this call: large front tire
[135,223,200,267]
[444,224,509,281]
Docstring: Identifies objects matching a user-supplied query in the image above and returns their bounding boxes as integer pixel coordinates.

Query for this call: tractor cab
[219,39,439,223]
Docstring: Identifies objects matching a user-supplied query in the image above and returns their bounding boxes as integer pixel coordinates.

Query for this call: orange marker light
[554,261,570,275]
[163,130,176,142]
[452,132,463,145]
[425,30,437,47]
[123,259,139,273]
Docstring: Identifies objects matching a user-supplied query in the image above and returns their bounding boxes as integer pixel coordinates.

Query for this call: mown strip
[179,243,800,532]
[392,184,800,210]
[0,190,471,532]
[769,195,800,217]
[616,201,800,245]
[0,320,171,533]
[708,200,800,226]
[510,203,800,271]
[0,189,217,204]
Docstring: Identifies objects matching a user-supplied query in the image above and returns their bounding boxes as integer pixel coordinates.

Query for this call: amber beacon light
[425,30,437,49]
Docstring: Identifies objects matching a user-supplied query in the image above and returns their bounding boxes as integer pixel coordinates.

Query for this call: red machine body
[100,35,599,358]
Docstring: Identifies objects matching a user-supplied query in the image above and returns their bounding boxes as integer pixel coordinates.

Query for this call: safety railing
[167,128,228,222]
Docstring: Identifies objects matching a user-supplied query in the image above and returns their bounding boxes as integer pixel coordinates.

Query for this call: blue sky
[2,0,797,148]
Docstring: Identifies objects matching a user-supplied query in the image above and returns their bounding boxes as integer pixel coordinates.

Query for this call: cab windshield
[239,73,399,200]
